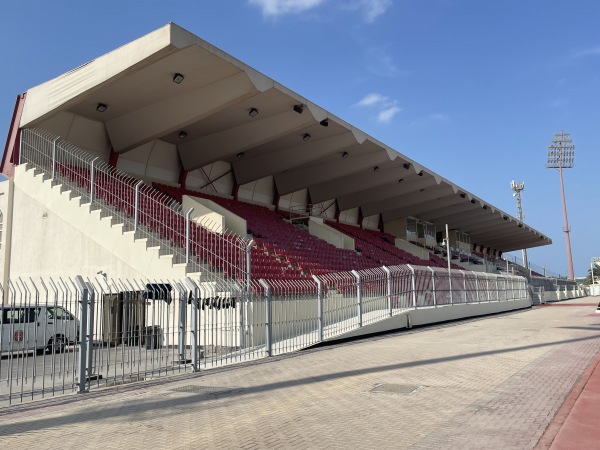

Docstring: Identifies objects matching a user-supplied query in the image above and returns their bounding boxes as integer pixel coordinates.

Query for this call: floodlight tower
[511,180,528,269]
[546,131,575,280]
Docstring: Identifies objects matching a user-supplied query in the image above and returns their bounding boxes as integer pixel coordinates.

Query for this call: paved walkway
[1,297,599,449]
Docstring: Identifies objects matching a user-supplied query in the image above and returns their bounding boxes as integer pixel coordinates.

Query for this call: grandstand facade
[0,23,556,286]
[0,24,591,403]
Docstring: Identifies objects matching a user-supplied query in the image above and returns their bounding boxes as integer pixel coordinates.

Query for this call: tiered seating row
[57,167,246,280]
[326,221,463,270]
[153,184,383,279]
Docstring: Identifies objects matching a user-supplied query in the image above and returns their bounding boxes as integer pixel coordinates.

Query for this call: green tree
[583,266,600,285]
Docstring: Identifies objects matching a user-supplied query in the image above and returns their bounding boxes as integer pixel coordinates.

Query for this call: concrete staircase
[15,164,205,279]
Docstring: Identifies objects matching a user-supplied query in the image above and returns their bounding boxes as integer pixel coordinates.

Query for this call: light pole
[546,131,575,280]
[510,180,528,269]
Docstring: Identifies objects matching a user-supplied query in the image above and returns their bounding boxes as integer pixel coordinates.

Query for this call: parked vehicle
[0,305,79,354]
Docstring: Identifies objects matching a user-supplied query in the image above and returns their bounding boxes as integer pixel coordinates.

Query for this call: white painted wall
[384,218,407,240]
[338,207,359,225]
[0,180,15,288]
[308,217,355,250]
[395,238,430,260]
[185,195,247,237]
[8,165,188,280]
[118,139,180,184]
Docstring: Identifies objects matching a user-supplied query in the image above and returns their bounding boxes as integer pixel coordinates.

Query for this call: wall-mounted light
[503,216,508,220]
[96,103,107,112]
[470,199,476,204]
[460,193,466,198]
[373,166,380,172]
[402,163,411,170]
[341,151,349,159]
[417,171,424,176]
[178,131,188,139]
[483,205,488,209]
[319,119,329,127]
[237,152,245,158]
[419,188,426,192]
[398,178,404,183]
[303,133,311,141]
[249,108,258,117]
[173,73,185,84]
[293,104,304,114]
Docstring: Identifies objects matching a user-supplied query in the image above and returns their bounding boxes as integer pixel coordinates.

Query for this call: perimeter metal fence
[0,268,528,406]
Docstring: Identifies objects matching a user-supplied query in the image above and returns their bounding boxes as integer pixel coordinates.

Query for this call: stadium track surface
[0,296,599,449]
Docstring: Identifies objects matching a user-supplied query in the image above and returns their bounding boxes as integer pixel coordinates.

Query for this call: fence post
[407,265,417,309]
[246,240,254,292]
[75,276,89,394]
[382,266,393,317]
[51,138,58,181]
[86,285,95,377]
[241,240,254,350]
[462,271,467,303]
[472,271,480,303]
[176,282,189,364]
[259,279,272,356]
[428,267,437,307]
[185,277,200,372]
[89,157,98,203]
[351,270,363,327]
[185,208,194,264]
[312,275,324,341]
[133,180,144,233]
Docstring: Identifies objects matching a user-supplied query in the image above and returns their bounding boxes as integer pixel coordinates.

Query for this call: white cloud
[355,92,401,124]
[377,106,401,124]
[355,93,389,107]
[342,0,392,23]
[572,45,600,58]
[248,0,326,17]
[365,46,405,78]
[362,0,393,22]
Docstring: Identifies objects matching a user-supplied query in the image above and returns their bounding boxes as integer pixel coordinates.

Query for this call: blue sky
[2,0,599,277]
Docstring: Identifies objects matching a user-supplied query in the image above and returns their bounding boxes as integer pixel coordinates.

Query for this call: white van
[0,305,79,354]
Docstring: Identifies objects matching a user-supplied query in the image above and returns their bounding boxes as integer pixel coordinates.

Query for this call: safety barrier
[0,267,528,406]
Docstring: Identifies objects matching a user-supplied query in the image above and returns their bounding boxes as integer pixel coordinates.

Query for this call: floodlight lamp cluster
[546,131,575,169]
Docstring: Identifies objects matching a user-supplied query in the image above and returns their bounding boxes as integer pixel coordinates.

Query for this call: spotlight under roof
[96,103,107,112]
[237,152,245,158]
[341,151,349,159]
[172,73,184,84]
[178,131,188,139]
[402,163,410,170]
[293,104,304,114]
[319,119,329,127]
[303,133,311,141]
[249,108,258,117]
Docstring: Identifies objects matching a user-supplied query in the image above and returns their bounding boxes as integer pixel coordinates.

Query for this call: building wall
[6,165,187,280]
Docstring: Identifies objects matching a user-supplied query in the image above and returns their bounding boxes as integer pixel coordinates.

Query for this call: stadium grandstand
[0,23,587,402]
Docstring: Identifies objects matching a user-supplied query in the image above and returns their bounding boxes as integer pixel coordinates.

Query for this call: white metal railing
[0,268,528,405]
[19,128,249,284]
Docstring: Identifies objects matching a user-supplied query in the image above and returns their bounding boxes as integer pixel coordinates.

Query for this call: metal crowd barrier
[0,268,528,406]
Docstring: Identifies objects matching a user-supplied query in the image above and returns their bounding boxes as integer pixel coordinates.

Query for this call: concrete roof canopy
[9,22,551,253]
